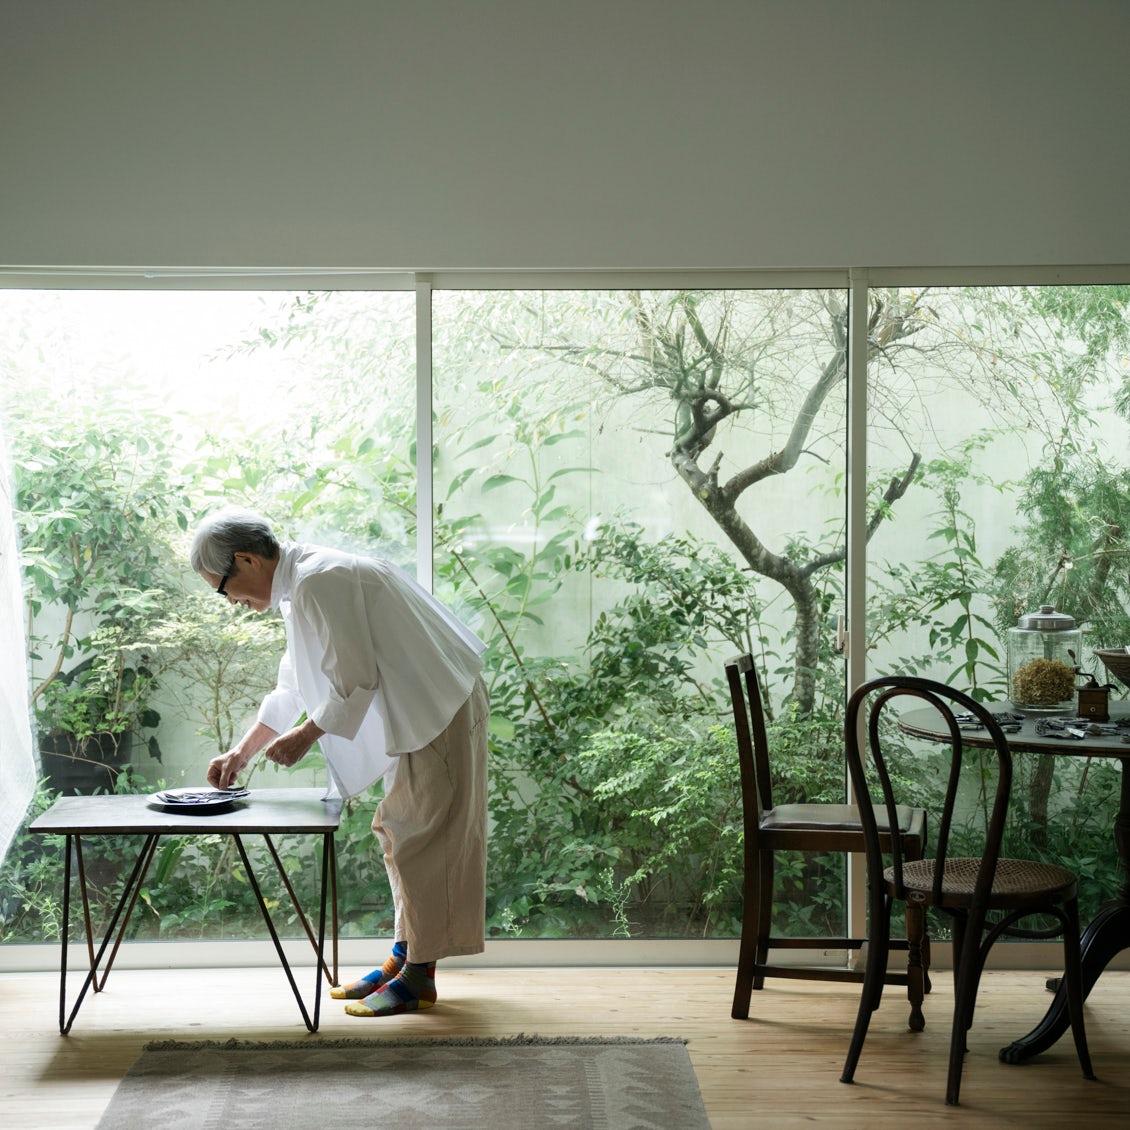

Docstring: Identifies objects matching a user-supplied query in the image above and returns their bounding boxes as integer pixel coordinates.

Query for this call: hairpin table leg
[233,833,315,1031]
[261,833,335,986]
[58,835,72,1034]
[98,835,160,991]
[330,834,339,987]
[314,832,329,1032]
[73,836,99,993]
[59,834,155,1035]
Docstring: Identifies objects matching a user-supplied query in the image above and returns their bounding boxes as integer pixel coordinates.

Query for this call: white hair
[189,508,280,576]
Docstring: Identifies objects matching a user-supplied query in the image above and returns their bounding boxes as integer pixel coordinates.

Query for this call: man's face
[203,552,274,612]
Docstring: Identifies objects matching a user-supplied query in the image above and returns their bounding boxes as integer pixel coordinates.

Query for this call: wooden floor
[1,967,1127,1128]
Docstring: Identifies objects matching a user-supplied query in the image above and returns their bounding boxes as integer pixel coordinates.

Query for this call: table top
[898,700,1130,760]
[29,788,343,835]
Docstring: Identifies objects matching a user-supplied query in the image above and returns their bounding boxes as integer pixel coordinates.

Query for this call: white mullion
[846,267,870,954]
[866,264,1130,288]
[424,268,849,292]
[0,268,416,291]
[415,275,434,591]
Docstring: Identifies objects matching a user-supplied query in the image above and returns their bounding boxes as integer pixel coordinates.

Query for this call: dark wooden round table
[898,700,1130,1064]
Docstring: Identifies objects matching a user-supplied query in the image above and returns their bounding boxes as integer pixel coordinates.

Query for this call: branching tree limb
[800,453,922,578]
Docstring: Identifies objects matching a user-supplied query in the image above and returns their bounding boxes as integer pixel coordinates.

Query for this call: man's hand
[207,748,251,790]
[262,721,321,769]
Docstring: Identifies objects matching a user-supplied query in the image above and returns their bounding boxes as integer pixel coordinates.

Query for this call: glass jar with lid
[1006,605,1082,712]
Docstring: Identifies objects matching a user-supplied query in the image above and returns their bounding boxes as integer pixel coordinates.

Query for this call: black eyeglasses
[216,570,232,598]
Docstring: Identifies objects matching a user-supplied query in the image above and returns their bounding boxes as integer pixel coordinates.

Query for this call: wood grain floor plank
[0,968,1126,1128]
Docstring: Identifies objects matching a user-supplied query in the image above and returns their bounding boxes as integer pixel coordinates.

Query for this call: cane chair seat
[885,856,1077,910]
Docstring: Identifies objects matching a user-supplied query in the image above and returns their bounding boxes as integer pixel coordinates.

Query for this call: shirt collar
[270,541,300,609]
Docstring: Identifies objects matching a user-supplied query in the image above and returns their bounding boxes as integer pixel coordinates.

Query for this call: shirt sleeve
[256,647,303,735]
[293,569,380,741]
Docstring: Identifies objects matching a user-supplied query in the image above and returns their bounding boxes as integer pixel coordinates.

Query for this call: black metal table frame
[55,829,339,1035]
[998,760,1130,1063]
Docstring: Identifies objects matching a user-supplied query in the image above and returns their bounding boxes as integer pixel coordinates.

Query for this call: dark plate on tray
[149,787,250,813]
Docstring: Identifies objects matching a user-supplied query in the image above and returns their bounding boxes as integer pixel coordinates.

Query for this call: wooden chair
[727,654,931,1027]
[840,675,1095,1106]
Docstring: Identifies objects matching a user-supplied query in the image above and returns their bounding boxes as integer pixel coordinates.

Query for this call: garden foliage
[2,285,1128,947]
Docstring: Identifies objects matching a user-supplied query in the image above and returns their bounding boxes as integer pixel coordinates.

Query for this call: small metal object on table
[898,701,1130,1064]
[29,788,341,1035]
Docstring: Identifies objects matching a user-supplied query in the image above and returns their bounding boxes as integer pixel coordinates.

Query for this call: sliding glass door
[0,288,414,943]
[8,273,1123,955]
[865,283,1130,927]
[432,287,850,939]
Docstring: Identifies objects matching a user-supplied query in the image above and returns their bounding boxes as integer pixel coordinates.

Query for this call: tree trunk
[1028,755,1056,849]
[789,578,822,713]
[670,447,825,713]
[654,299,921,714]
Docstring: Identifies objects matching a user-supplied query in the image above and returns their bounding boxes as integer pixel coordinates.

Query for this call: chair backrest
[845,675,1013,907]
[725,654,773,839]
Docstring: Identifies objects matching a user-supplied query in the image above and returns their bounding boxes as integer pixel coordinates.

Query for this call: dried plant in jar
[1011,657,1075,706]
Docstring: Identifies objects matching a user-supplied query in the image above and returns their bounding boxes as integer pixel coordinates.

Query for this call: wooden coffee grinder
[1076,670,1112,722]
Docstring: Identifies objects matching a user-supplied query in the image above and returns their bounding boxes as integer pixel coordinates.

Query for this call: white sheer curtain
[0,424,35,864]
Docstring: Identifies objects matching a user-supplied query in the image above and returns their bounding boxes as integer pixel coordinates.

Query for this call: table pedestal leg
[1000,757,1130,1064]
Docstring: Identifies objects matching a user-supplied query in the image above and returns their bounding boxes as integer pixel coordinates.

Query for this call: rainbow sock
[344,960,437,1017]
[329,940,407,1000]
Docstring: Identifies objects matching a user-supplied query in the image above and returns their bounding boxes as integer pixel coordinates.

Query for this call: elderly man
[191,508,488,1017]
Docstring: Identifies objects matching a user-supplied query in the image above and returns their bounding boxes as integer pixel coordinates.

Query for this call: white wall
[2,0,1129,270]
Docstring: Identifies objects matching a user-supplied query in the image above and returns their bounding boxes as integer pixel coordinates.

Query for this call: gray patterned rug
[96,1035,710,1130]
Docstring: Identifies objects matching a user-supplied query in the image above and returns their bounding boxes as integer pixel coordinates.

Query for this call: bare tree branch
[721,350,846,503]
[799,452,922,577]
[669,448,798,588]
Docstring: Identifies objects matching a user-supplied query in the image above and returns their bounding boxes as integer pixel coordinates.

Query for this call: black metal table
[898,701,1130,1064]
[29,787,341,1034]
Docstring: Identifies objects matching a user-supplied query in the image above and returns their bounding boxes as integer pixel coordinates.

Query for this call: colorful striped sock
[344,960,437,1017]
[329,940,407,1000]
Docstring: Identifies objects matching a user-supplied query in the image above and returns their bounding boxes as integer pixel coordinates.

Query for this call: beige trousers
[371,677,489,963]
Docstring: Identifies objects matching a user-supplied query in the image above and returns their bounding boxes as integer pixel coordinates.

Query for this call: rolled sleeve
[309,685,379,741]
[258,686,303,734]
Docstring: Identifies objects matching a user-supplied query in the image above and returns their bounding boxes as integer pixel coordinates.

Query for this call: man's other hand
[262,725,316,769]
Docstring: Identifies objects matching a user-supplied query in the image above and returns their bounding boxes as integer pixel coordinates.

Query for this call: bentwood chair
[727,654,931,1027]
[840,676,1095,1106]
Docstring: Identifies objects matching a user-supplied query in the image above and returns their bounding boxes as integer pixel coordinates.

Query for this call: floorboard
[0,967,1126,1127]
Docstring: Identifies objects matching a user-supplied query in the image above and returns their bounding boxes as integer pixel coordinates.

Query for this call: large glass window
[0,289,414,943]
[866,284,1130,929]
[433,289,849,938]
[9,279,1122,955]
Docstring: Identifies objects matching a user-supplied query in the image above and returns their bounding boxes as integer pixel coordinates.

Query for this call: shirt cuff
[309,686,378,741]
[258,688,303,736]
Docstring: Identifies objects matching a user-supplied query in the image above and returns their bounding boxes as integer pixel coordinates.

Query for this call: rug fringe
[145,1034,689,1051]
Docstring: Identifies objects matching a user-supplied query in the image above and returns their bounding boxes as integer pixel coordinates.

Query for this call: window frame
[2,264,1128,972]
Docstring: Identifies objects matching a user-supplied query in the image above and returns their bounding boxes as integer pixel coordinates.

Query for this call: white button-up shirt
[256,542,486,798]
